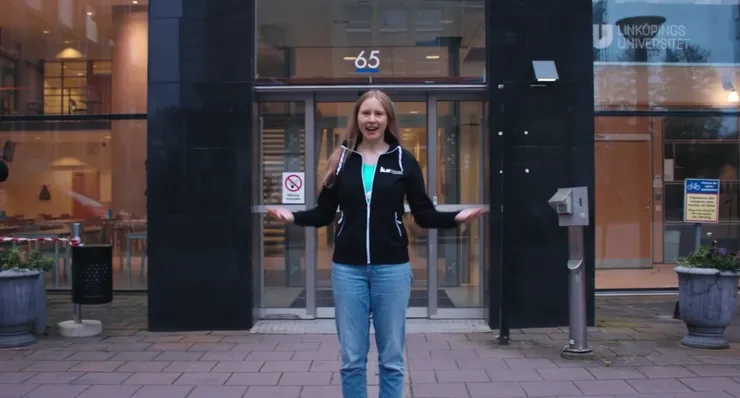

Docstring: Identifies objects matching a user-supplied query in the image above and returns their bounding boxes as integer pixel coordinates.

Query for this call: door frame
[254,86,488,320]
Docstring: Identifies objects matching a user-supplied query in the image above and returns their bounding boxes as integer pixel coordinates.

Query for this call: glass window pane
[595,115,740,290]
[256,0,486,85]
[593,0,740,110]
[2,0,149,115]
[258,102,307,308]
[0,119,147,290]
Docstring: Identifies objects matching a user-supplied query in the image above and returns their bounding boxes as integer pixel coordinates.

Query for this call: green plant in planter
[674,233,740,349]
[0,248,54,273]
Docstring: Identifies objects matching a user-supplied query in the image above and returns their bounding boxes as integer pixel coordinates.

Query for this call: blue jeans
[332,262,412,398]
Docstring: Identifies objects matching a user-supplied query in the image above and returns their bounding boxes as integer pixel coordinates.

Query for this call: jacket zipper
[343,145,400,265]
[361,162,377,264]
[394,212,402,236]
[337,211,345,236]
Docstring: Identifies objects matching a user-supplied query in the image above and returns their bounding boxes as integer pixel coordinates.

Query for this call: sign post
[674,178,720,318]
[282,172,305,204]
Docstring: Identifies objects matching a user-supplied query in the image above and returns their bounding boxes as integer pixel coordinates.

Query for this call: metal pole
[71,222,83,324]
[561,226,593,359]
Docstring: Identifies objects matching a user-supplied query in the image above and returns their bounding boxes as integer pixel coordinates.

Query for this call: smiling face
[357,97,388,143]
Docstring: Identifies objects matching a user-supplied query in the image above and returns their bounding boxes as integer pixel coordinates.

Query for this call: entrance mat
[289,289,455,309]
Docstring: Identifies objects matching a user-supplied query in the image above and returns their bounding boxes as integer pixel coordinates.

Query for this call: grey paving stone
[244,351,290,361]
[299,385,344,398]
[73,372,133,385]
[211,360,263,373]
[130,385,193,398]
[185,385,247,398]
[123,372,181,385]
[261,360,311,372]
[0,383,41,398]
[278,371,332,386]
[519,380,582,396]
[162,361,217,373]
[411,382,469,397]
[639,365,697,378]
[626,377,693,393]
[25,384,90,398]
[243,385,301,398]
[0,371,38,383]
[587,366,646,380]
[24,371,84,384]
[466,381,526,397]
[69,361,125,372]
[116,361,170,372]
[486,369,543,382]
[173,372,229,385]
[436,369,490,383]
[0,361,34,371]
[225,372,281,386]
[679,376,740,391]
[574,380,639,395]
[537,367,595,381]
[77,385,141,398]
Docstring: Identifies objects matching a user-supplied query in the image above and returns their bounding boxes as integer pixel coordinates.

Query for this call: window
[0,0,149,291]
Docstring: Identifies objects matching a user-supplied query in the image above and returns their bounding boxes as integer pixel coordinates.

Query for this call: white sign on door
[282,172,305,204]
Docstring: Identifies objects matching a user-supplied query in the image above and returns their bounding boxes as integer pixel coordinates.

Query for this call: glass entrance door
[254,93,489,320]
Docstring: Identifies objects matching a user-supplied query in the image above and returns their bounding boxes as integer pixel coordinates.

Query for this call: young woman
[267,90,483,398]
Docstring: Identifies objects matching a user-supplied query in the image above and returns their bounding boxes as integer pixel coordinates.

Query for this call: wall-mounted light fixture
[532,60,559,83]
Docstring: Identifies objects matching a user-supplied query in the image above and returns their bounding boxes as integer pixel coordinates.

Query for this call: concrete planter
[674,266,740,349]
[0,269,40,348]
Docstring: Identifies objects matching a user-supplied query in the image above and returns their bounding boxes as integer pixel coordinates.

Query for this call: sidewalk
[0,294,739,397]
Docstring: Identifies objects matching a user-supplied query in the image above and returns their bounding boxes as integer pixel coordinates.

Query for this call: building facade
[0,0,736,331]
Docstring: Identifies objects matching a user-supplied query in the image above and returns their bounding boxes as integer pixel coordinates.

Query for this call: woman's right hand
[266,206,295,223]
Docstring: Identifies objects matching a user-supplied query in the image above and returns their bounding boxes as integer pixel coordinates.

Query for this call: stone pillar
[110,6,148,218]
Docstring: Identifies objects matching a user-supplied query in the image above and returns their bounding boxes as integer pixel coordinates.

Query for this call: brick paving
[0,294,739,397]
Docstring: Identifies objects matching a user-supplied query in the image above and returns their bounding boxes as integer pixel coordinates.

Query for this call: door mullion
[427,96,438,317]
[305,95,317,318]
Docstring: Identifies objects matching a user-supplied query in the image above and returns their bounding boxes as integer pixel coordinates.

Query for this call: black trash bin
[71,244,113,305]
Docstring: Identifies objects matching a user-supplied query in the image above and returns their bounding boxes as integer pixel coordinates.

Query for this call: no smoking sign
[281,172,305,204]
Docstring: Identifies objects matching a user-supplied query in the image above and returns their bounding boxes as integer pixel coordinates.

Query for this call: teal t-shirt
[362,163,376,204]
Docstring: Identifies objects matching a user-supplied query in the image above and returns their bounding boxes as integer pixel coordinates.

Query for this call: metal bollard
[548,187,594,359]
[71,222,83,324]
[563,225,592,358]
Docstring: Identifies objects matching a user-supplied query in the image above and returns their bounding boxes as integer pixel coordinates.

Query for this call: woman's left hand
[455,207,485,224]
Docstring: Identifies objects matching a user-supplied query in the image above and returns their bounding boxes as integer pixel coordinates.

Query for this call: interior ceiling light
[729,90,739,103]
[425,55,440,60]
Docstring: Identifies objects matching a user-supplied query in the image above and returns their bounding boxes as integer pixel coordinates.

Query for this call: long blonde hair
[322,90,400,187]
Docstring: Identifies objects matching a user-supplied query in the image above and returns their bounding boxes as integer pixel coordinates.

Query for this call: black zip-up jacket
[292,133,461,265]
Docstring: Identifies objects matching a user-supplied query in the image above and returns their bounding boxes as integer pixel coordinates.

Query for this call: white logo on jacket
[380,167,403,175]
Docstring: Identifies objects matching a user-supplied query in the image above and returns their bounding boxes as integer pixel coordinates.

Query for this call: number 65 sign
[354,50,380,73]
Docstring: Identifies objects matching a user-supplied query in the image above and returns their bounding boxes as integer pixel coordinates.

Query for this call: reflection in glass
[314,102,429,307]
[593,0,740,110]
[0,0,148,116]
[258,102,307,308]
[0,119,147,290]
[256,0,486,84]
[436,101,485,308]
[594,115,740,290]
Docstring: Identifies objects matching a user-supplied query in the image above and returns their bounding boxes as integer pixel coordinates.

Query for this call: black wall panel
[487,0,596,329]
[147,0,256,331]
